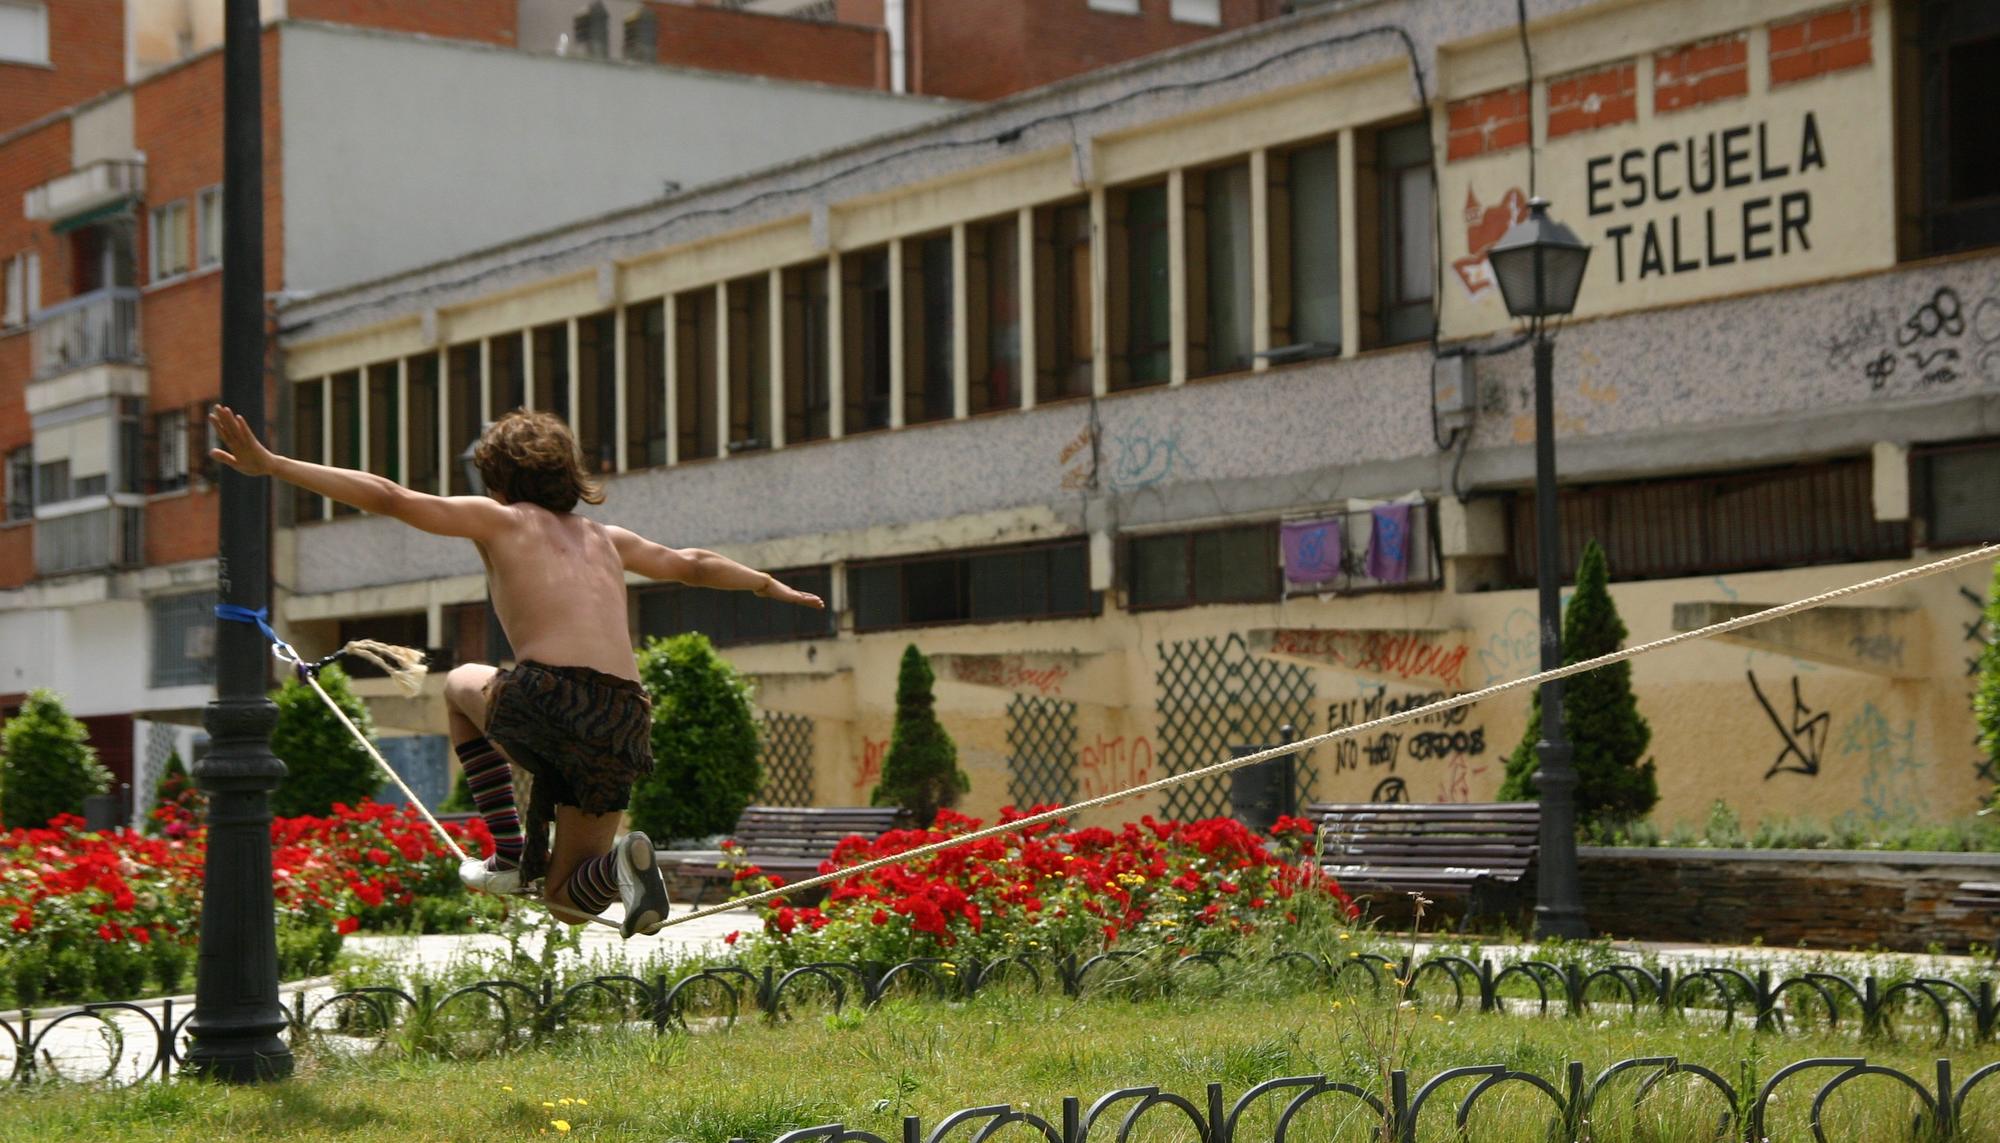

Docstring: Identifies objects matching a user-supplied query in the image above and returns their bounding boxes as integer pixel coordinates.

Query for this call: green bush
[0,689,113,829]
[1978,562,2000,807]
[145,750,204,834]
[270,664,385,818]
[870,645,967,827]
[628,633,763,844]
[1498,539,1658,829]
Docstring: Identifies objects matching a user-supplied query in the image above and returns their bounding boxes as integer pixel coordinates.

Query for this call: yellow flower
[575,1100,588,1106]
[1337,932,1351,941]
[542,1101,557,1108]
[559,1098,574,1106]
[501,1085,514,1092]
[552,1120,571,1133]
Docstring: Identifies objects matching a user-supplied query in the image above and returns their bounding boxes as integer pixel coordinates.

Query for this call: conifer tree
[1977,562,2000,807]
[1498,539,1658,827]
[0,689,112,828]
[270,664,384,817]
[871,645,968,826]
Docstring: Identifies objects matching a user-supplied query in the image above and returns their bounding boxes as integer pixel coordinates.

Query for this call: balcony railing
[23,159,146,222]
[35,504,144,578]
[31,288,143,380]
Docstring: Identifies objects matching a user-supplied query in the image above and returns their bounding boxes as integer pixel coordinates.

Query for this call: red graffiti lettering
[1269,629,1469,688]
[949,655,1071,697]
[1078,734,1154,803]
[853,736,889,798]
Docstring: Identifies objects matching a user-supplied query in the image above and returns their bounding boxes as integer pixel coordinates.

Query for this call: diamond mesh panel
[1153,633,1318,819]
[1006,695,1078,809]
[758,711,816,806]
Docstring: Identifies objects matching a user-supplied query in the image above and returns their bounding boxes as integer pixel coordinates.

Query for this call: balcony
[35,503,144,578]
[31,288,142,381]
[23,159,146,225]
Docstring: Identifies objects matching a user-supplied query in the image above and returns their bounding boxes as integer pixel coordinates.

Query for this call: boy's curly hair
[471,410,603,513]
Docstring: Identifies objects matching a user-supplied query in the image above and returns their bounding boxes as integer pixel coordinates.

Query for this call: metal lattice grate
[1153,633,1318,819]
[758,712,816,806]
[1006,695,1078,810]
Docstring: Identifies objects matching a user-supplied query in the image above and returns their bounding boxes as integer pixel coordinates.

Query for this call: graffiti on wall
[948,654,1071,697]
[1748,671,1831,780]
[1476,609,1540,686]
[1327,685,1489,802]
[1840,703,1926,823]
[1077,734,1154,802]
[1058,416,1198,493]
[853,736,889,800]
[1270,629,1472,689]
[1833,280,2000,394]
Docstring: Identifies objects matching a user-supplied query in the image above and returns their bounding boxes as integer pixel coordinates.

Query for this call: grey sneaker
[459,855,522,896]
[614,831,670,938]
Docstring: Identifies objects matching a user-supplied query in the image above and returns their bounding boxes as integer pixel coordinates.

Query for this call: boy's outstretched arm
[208,404,507,541]
[607,526,825,609]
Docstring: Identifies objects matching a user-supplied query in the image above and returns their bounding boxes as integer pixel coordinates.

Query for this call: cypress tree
[871,644,968,826]
[628,633,763,843]
[1498,539,1658,827]
[1978,562,2000,806]
[0,689,112,829]
[270,664,385,817]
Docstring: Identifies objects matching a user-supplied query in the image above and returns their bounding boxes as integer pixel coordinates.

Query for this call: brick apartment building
[0,0,953,811]
[275,0,2000,837]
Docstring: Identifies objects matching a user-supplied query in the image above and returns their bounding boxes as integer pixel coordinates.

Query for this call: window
[365,363,399,484]
[150,591,218,688]
[35,458,69,505]
[406,353,440,494]
[1905,0,2000,256]
[0,2,47,65]
[1033,200,1094,402]
[328,371,360,516]
[781,264,832,443]
[1087,0,1140,12]
[442,601,511,667]
[490,331,526,416]
[1110,182,1171,389]
[849,541,1095,632]
[3,250,38,326]
[1187,162,1254,377]
[1126,524,1279,610]
[337,613,428,678]
[1916,439,2000,545]
[1363,120,1435,347]
[576,312,617,472]
[292,378,324,519]
[150,200,190,282]
[841,247,893,432]
[116,397,143,494]
[152,409,189,493]
[675,286,720,460]
[5,445,30,521]
[447,344,482,494]
[725,278,772,451]
[530,322,570,420]
[966,216,1021,414]
[636,566,836,647]
[902,233,955,424]
[625,300,668,467]
[1272,139,1342,355]
[1170,0,1221,24]
[196,186,222,268]
[1504,459,1909,584]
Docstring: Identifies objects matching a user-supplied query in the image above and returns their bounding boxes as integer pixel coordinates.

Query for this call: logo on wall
[1453,186,1530,300]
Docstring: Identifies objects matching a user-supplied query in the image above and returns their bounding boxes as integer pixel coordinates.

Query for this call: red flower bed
[726,809,1352,964]
[0,801,493,1006]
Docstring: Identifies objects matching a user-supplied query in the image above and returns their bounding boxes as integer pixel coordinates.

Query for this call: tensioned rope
[230,542,1999,937]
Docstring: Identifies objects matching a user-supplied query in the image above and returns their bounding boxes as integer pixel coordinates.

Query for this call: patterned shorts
[485,660,654,882]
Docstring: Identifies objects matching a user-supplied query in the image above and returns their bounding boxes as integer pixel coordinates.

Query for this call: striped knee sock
[564,852,620,916]
[456,737,522,869]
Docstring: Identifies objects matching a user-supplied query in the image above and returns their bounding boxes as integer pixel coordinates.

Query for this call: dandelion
[542,1101,557,1108]
[576,1099,588,1106]
[552,1120,571,1133]
[501,1085,514,1092]
[559,1098,575,1106]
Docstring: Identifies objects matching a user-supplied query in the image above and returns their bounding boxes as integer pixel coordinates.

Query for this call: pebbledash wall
[276,0,2000,836]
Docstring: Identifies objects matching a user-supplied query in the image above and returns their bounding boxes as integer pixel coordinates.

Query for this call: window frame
[195,185,223,269]
[1913,437,2000,546]
[1169,0,1222,26]
[0,1,49,67]
[4,444,32,522]
[634,565,838,648]
[1123,522,1282,612]
[3,250,38,327]
[848,540,1098,633]
[149,199,191,283]
[149,590,219,689]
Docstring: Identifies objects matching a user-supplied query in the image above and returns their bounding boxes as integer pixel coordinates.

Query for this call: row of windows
[291,118,1436,517]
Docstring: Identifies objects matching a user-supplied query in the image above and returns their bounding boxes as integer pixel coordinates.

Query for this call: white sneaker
[459,855,523,896]
[614,831,670,938]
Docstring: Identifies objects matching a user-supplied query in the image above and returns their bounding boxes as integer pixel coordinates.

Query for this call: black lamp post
[1484,197,1592,941]
[187,0,294,1081]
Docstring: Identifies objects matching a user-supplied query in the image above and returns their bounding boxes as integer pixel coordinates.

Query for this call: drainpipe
[886,0,907,93]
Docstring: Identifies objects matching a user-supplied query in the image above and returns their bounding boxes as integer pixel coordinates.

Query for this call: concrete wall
[277,21,955,292]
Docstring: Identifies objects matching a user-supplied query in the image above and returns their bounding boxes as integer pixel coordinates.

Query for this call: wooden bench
[1951,881,2000,961]
[1305,801,1541,930]
[665,805,909,906]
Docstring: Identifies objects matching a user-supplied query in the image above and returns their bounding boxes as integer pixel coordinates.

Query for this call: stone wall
[1577,847,2000,952]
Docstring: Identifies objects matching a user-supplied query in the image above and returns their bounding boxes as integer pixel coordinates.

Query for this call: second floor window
[150,200,190,282]
[1371,119,1435,347]
[4,445,31,521]
[1127,523,1280,610]
[636,566,836,647]
[850,541,1094,632]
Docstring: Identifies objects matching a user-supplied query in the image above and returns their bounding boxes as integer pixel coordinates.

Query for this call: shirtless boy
[207,405,823,937]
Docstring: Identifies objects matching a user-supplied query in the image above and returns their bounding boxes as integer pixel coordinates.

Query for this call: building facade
[0,10,954,815]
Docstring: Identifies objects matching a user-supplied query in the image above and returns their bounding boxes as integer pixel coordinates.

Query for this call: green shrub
[1978,562,2000,806]
[628,633,763,844]
[148,937,193,995]
[1498,539,1658,830]
[276,918,344,980]
[270,664,385,818]
[870,645,968,827]
[146,750,204,834]
[0,689,113,829]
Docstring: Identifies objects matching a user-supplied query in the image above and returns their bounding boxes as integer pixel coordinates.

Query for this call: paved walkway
[10,919,1989,1087]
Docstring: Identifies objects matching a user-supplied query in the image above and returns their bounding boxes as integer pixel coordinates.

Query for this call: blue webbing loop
[214,603,310,679]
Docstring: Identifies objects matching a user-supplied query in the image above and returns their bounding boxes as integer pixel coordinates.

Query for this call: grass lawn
[6,971,1999,1142]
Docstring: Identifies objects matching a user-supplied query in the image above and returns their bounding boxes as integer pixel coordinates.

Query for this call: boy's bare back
[480,506,640,681]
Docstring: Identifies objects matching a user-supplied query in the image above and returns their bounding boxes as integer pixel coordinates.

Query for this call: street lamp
[1485,197,1592,941]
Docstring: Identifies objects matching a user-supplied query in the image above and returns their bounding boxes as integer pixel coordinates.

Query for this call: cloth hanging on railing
[1280,516,1345,588]
[1365,502,1412,583]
